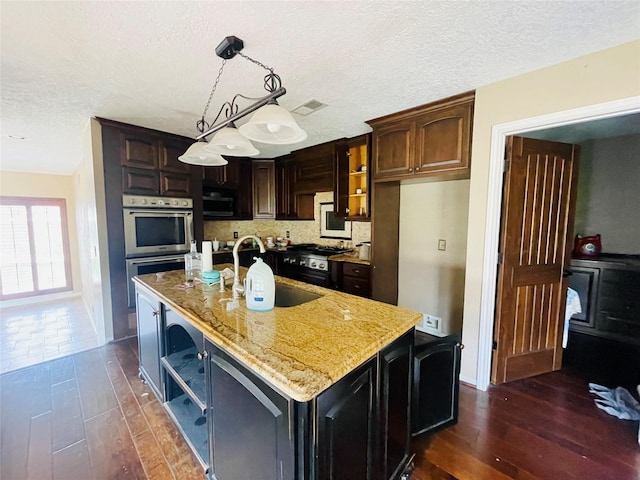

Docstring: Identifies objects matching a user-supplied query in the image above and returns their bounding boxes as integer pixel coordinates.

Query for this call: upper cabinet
[202,158,253,220]
[275,156,315,221]
[252,160,276,219]
[344,134,370,220]
[367,91,474,182]
[118,127,193,197]
[292,140,339,194]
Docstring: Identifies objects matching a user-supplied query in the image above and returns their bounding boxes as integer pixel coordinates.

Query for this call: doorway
[476,96,640,390]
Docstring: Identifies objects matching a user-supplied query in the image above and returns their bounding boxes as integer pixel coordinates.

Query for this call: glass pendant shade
[203,126,259,157]
[178,142,228,166]
[238,104,308,145]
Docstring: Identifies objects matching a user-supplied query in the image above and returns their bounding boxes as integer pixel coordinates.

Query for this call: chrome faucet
[232,235,266,298]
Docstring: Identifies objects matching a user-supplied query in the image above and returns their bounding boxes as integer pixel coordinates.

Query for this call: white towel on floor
[564,287,582,348]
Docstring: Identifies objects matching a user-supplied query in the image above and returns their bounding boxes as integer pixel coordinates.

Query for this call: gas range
[282,244,352,272]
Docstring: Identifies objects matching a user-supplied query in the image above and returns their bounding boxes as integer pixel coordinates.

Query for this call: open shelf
[162,346,206,413]
[348,143,368,218]
[165,393,209,471]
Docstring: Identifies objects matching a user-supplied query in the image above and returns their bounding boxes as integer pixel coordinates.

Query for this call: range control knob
[157,199,165,206]
[141,198,147,205]
[310,261,317,268]
[319,263,325,269]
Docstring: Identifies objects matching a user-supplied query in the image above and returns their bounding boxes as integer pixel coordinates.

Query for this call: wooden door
[492,136,579,384]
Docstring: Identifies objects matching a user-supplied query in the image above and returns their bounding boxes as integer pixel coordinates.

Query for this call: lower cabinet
[412,332,462,436]
[206,342,295,480]
[316,358,376,480]
[329,261,371,298]
[135,284,415,480]
[135,288,163,400]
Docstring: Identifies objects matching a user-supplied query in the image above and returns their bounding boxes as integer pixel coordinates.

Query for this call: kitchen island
[133,267,420,480]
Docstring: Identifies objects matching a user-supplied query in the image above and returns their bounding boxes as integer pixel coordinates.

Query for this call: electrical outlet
[438,239,446,251]
[233,231,238,239]
[286,230,290,238]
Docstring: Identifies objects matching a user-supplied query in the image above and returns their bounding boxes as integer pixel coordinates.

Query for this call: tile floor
[0,297,100,374]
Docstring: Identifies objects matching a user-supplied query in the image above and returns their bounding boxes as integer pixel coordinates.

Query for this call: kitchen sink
[274,283,322,307]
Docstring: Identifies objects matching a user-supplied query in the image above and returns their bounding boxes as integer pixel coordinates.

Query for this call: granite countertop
[328,252,371,266]
[133,267,420,402]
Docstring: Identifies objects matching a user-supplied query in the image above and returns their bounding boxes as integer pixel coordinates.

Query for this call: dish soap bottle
[244,257,275,311]
[184,241,202,282]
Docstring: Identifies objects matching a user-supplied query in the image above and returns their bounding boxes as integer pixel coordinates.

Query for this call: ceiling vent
[292,99,328,116]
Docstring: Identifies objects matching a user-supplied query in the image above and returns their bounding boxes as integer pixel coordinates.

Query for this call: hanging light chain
[237,51,282,93]
[201,59,227,122]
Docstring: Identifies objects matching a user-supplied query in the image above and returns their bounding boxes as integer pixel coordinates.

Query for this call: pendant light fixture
[178,141,228,166]
[180,35,307,164]
[203,123,259,157]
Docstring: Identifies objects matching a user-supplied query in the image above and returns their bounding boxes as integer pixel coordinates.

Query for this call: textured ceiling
[1,1,639,175]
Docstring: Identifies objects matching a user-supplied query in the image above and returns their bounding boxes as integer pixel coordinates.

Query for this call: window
[0,197,72,300]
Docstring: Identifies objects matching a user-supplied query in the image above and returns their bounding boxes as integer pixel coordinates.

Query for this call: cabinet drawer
[343,262,370,281]
[343,276,370,298]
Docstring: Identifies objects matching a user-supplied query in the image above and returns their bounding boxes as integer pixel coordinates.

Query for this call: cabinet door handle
[408,167,413,172]
[415,166,420,171]
[152,310,160,317]
[197,351,208,360]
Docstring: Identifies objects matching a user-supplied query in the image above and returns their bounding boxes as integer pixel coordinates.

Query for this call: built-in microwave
[123,194,194,258]
[203,189,235,217]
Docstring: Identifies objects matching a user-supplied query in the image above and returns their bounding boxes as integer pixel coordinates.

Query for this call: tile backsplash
[203,192,371,247]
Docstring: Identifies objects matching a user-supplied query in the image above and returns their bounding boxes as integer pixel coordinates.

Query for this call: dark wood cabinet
[368,91,474,182]
[316,358,376,480]
[569,257,640,345]
[330,261,371,298]
[293,140,341,194]
[412,332,462,437]
[160,139,192,173]
[122,166,160,195]
[121,131,159,169]
[207,343,295,480]
[135,287,163,400]
[97,117,200,340]
[119,128,194,197]
[275,156,314,220]
[252,160,276,219]
[378,330,413,480]
[202,158,253,220]
[136,288,416,480]
[202,159,242,188]
[262,250,282,275]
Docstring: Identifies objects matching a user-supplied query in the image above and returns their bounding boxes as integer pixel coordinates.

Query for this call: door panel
[492,136,579,384]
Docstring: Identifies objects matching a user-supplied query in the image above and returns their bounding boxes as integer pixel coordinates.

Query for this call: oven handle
[125,209,192,216]
[127,255,185,266]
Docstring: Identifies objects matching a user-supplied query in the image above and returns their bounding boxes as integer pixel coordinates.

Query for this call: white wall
[461,40,640,384]
[0,170,82,297]
[574,133,640,254]
[397,180,469,335]
[73,118,111,342]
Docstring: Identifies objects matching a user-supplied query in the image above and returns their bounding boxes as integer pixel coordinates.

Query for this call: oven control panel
[123,194,193,209]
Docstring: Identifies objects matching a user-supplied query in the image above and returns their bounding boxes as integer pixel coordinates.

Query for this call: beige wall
[0,171,82,295]
[461,40,640,383]
[574,133,640,254]
[204,192,372,248]
[398,180,469,335]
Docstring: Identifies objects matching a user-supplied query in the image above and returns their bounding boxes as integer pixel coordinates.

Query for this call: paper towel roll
[202,241,213,272]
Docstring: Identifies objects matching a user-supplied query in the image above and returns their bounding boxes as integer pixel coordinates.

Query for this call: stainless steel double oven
[123,194,194,307]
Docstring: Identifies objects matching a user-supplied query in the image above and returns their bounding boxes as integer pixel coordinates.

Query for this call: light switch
[438,239,446,251]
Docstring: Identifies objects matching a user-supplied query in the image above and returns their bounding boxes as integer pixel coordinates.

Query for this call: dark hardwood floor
[1,338,638,479]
